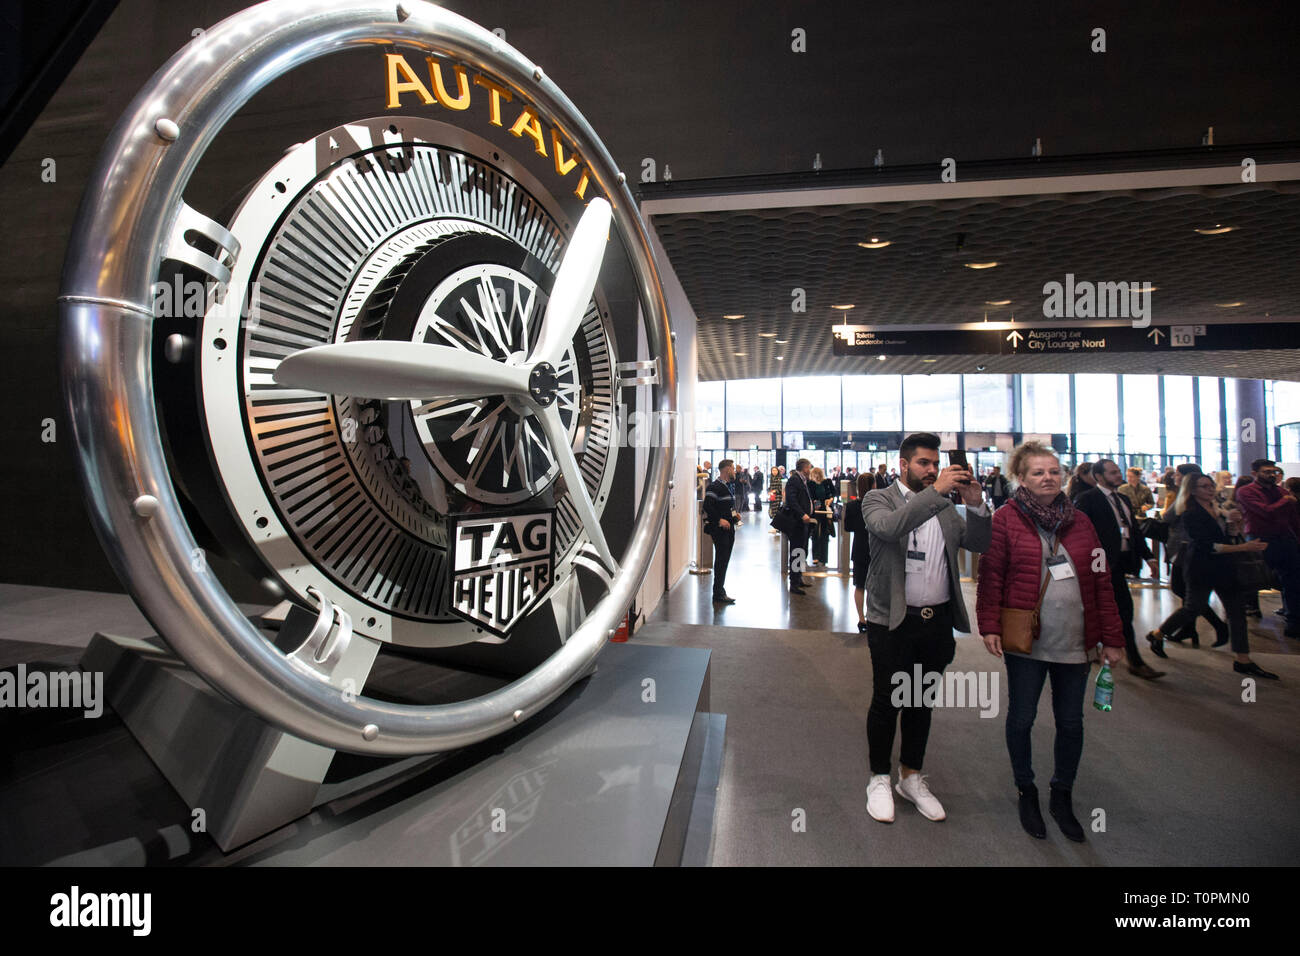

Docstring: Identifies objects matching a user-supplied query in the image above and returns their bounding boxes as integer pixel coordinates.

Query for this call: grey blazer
[861,484,992,632]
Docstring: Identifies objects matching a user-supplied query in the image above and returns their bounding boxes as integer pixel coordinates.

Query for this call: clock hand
[532,401,617,572]
[273,341,531,401]
[528,197,611,367]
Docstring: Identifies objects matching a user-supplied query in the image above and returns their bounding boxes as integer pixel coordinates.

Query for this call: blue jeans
[1004,653,1090,790]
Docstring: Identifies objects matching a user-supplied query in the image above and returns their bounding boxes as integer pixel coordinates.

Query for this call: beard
[904,469,932,493]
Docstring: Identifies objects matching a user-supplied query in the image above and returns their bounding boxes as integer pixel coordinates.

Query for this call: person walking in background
[876,463,890,488]
[1118,467,1154,515]
[976,441,1125,842]
[986,465,1011,510]
[702,460,740,606]
[1075,459,1164,679]
[846,471,876,633]
[734,465,750,513]
[1235,458,1300,638]
[750,465,764,512]
[808,466,835,567]
[767,465,784,518]
[1146,473,1278,678]
[782,458,817,594]
[1066,462,1096,501]
[861,433,991,824]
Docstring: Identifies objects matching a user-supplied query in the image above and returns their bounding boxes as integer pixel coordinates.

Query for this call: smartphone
[946,449,972,482]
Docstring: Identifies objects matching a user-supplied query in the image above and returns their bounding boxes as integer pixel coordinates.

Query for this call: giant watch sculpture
[59,0,675,759]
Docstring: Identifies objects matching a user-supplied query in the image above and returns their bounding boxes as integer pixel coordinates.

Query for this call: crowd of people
[698,437,1295,840]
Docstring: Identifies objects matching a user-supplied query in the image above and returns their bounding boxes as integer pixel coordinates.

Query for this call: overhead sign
[831,321,1300,357]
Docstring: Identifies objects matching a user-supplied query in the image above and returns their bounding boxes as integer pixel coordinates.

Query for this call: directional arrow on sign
[1006,330,1023,347]
[1148,328,1165,345]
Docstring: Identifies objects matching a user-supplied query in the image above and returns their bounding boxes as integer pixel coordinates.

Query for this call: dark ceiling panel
[651,181,1300,381]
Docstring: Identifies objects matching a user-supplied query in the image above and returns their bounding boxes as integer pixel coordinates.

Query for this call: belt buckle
[920,606,935,620]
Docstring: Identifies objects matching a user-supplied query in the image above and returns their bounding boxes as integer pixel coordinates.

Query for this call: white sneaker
[866,773,895,823]
[895,773,946,821]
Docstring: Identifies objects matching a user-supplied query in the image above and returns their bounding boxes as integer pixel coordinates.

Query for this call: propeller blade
[529,198,611,365]
[273,341,530,401]
[534,402,617,572]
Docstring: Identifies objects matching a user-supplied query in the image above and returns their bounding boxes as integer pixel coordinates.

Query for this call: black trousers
[1169,560,1226,638]
[785,526,809,586]
[709,529,734,598]
[866,605,956,775]
[1109,564,1145,667]
[1159,578,1249,653]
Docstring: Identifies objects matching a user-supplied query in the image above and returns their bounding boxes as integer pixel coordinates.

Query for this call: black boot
[1017,784,1046,839]
[1049,785,1086,843]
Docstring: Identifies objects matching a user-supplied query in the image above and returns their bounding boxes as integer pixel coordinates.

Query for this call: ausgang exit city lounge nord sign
[831,321,1300,357]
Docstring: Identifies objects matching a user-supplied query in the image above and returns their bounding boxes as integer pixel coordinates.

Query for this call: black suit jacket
[783,471,813,518]
[1076,486,1151,574]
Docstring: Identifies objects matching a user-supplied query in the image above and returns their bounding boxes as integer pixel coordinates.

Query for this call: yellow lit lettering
[427,58,471,110]
[573,166,591,199]
[385,53,434,108]
[509,107,547,157]
[473,75,514,126]
[551,128,579,176]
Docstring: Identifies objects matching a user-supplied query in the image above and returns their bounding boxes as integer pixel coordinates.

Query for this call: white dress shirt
[896,482,987,607]
[1099,484,1131,552]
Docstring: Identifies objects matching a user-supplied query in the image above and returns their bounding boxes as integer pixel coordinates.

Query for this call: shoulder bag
[1230,536,1277,591]
[1000,534,1058,654]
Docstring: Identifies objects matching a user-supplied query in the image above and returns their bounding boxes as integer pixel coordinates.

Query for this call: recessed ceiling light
[733,351,747,356]
[984,299,1012,306]
[976,364,987,371]
[922,358,938,363]
[1225,363,1239,368]
[774,339,788,344]
[758,332,777,338]
[858,238,892,249]
[775,356,784,361]
[831,304,855,310]
[1215,301,1244,308]
[964,262,999,270]
[1195,224,1235,235]
[876,355,887,362]
[723,313,744,319]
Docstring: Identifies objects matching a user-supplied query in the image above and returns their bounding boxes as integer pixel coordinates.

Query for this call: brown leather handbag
[1000,537,1058,654]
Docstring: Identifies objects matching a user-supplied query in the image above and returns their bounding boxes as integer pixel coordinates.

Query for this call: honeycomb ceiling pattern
[650,183,1300,382]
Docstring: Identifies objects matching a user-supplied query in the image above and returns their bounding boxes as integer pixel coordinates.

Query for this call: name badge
[1120,523,1130,538]
[905,550,926,573]
[1047,554,1074,580]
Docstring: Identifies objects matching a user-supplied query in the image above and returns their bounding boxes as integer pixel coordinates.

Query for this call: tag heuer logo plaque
[449,511,556,638]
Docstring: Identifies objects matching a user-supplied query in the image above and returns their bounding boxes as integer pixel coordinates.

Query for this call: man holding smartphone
[861,433,991,823]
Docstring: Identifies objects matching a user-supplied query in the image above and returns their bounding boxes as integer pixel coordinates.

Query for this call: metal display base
[81,631,720,863]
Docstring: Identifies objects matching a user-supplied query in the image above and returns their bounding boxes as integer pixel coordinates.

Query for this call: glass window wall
[726,378,782,430]
[843,375,902,431]
[903,374,961,432]
[1020,374,1069,434]
[1074,374,1120,457]
[963,374,1013,431]
[782,375,842,431]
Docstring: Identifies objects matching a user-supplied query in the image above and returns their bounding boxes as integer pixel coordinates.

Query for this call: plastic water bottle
[1093,663,1114,712]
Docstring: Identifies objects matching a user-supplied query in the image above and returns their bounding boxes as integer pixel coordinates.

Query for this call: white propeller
[529,197,611,366]
[534,401,616,571]
[272,341,530,401]
[271,197,618,576]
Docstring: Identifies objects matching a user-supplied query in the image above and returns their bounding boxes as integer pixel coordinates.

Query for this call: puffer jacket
[976,499,1124,648]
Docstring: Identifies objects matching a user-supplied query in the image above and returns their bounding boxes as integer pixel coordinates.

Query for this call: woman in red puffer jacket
[976,442,1125,845]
